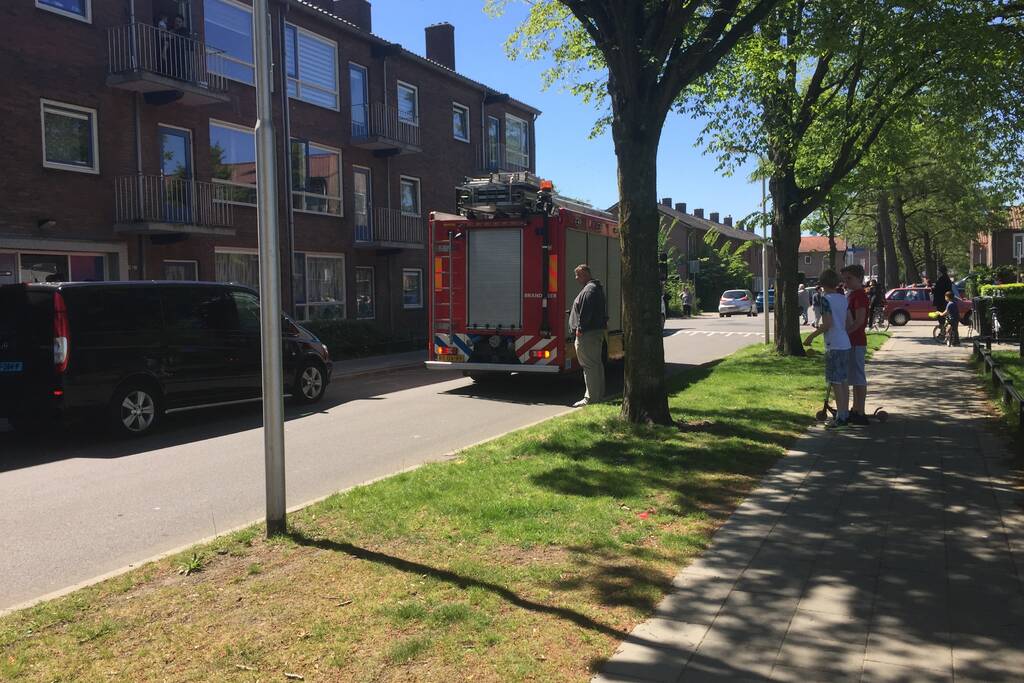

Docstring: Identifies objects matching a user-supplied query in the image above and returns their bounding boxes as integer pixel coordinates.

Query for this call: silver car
[718,289,757,317]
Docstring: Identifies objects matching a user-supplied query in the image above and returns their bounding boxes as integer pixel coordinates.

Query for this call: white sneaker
[572,399,589,408]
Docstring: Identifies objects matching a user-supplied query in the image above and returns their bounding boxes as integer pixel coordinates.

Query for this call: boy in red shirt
[841,264,870,425]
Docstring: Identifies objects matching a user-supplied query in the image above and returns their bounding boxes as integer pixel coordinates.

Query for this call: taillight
[53,291,69,374]
[435,345,457,356]
[530,349,552,359]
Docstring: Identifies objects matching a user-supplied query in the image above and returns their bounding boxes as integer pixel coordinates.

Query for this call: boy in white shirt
[804,269,852,429]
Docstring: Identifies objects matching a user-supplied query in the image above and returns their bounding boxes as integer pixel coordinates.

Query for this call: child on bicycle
[805,270,852,429]
[943,291,960,347]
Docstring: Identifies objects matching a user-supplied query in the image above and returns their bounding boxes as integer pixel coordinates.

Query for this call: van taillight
[53,292,69,374]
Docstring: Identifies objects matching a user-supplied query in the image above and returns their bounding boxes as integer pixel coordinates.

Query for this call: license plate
[0,362,24,373]
[436,354,462,362]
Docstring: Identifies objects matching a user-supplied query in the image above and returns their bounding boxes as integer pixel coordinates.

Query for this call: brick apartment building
[970,206,1024,269]
[652,198,776,292]
[799,236,878,282]
[0,0,539,334]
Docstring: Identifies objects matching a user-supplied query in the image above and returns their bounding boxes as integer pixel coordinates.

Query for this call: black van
[0,282,333,436]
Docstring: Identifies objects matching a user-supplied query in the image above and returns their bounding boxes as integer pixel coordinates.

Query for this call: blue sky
[371,0,763,220]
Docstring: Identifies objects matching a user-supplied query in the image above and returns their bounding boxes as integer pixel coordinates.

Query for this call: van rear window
[66,287,163,335]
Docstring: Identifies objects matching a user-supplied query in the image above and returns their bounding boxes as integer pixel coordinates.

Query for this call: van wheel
[110,383,162,437]
[293,361,328,404]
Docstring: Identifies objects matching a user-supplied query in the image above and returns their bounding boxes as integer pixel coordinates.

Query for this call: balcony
[350,104,422,155]
[354,208,425,250]
[477,143,531,174]
[113,175,235,236]
[107,23,230,106]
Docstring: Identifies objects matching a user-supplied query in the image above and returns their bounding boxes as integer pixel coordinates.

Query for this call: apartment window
[215,250,259,290]
[293,253,345,320]
[36,0,90,22]
[205,0,255,85]
[452,102,470,142]
[397,81,419,125]
[285,24,339,110]
[487,115,500,169]
[291,140,342,215]
[400,176,420,216]
[355,266,375,319]
[803,255,811,265]
[40,100,98,174]
[506,114,529,170]
[210,121,257,205]
[164,260,198,281]
[402,268,423,309]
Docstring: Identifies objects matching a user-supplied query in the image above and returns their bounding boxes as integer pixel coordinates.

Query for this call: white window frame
[505,113,530,168]
[209,119,257,206]
[285,23,340,111]
[163,259,199,280]
[1014,233,1024,260]
[40,99,99,174]
[402,268,423,310]
[397,81,420,126]
[399,175,421,217]
[803,255,812,265]
[36,0,91,23]
[205,0,255,86]
[452,102,471,143]
[353,164,373,241]
[6,248,107,283]
[355,265,375,320]
[295,251,347,320]
[214,248,259,289]
[291,139,344,216]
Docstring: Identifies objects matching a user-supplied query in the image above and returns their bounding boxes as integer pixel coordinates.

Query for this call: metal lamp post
[252,0,287,536]
[760,172,770,346]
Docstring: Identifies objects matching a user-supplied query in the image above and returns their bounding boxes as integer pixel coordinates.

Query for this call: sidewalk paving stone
[592,328,1024,682]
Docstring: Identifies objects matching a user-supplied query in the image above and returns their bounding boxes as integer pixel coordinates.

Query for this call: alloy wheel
[300,366,323,400]
[121,390,156,433]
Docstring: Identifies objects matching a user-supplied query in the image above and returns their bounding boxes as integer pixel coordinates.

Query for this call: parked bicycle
[868,305,890,332]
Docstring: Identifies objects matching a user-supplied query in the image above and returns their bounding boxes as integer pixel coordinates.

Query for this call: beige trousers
[574,330,605,402]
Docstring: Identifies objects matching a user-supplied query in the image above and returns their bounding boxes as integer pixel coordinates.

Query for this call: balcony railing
[351,103,422,153]
[354,207,425,248]
[114,175,233,234]
[478,143,531,173]
[107,23,229,104]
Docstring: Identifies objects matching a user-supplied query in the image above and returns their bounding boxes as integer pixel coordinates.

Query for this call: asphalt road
[0,314,768,611]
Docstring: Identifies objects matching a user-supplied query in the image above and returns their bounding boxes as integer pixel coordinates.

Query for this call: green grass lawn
[0,334,888,683]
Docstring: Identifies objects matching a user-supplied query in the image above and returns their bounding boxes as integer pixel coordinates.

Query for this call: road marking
[676,329,765,337]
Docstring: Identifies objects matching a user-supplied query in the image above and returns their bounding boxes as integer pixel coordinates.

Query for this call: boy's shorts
[848,346,867,386]
[825,349,851,385]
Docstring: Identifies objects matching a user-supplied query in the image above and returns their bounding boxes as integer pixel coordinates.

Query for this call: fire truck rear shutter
[467,229,522,329]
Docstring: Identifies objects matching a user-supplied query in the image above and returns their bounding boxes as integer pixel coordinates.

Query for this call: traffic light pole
[252,0,287,536]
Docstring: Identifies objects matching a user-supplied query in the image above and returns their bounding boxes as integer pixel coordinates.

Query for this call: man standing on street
[932,265,952,312]
[569,264,607,407]
[798,284,810,325]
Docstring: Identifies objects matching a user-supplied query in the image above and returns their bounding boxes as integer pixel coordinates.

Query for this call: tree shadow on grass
[284,531,631,640]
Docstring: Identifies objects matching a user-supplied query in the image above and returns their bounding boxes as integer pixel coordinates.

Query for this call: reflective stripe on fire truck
[517,336,558,364]
[434,333,477,358]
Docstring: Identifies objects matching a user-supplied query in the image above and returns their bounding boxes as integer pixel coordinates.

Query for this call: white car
[719,289,757,317]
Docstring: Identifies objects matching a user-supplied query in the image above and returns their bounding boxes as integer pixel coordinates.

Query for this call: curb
[330,359,427,383]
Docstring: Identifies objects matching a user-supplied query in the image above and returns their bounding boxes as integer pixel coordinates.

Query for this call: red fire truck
[426,173,624,380]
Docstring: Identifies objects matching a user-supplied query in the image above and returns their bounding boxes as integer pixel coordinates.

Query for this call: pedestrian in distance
[681,288,693,318]
[568,264,607,408]
[841,264,870,426]
[811,285,824,328]
[798,283,810,325]
[804,269,852,429]
[943,291,961,346]
[932,265,952,312]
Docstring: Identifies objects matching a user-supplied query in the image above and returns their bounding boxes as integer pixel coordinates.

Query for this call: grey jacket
[569,279,607,334]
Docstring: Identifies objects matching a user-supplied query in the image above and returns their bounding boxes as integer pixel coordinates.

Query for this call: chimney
[333,0,372,32]
[660,197,672,207]
[694,208,704,218]
[710,211,720,223]
[425,22,456,70]
[724,215,733,227]
[675,202,687,214]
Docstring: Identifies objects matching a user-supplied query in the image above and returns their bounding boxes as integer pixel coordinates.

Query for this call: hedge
[993,299,1024,339]
[979,283,1024,298]
[300,319,425,360]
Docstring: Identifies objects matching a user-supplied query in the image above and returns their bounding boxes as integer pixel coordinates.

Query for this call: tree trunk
[877,193,900,287]
[827,223,838,271]
[922,230,937,281]
[874,221,887,292]
[770,174,806,356]
[891,192,919,284]
[613,127,672,425]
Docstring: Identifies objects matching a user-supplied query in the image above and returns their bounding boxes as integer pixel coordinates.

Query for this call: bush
[980,283,1024,298]
[300,319,424,360]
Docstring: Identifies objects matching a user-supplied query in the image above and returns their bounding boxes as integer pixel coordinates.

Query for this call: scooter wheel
[815,410,827,421]
[873,409,889,423]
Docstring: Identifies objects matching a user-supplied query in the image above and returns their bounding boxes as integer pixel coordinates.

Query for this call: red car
[883,287,972,326]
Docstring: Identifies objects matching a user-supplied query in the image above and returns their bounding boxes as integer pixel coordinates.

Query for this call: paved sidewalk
[330,349,425,381]
[595,327,1024,682]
